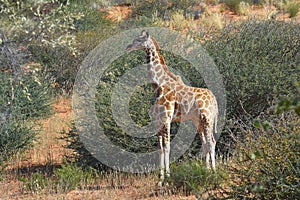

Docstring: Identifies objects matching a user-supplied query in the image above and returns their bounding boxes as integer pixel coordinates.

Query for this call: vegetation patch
[170,160,228,197]
[223,111,300,199]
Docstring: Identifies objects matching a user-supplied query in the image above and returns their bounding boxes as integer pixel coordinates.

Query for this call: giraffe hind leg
[195,120,216,171]
[205,126,216,171]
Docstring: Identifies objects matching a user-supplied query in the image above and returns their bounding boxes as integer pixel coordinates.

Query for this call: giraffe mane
[151,36,160,50]
[151,35,183,84]
[151,36,167,66]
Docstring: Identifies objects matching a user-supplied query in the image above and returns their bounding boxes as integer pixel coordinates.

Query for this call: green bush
[29,4,117,94]
[0,72,52,119]
[170,160,227,197]
[224,0,243,13]
[29,45,79,94]
[0,114,35,166]
[223,111,300,199]
[61,122,107,170]
[54,163,93,191]
[203,19,300,158]
[0,0,82,55]
[131,0,198,19]
[204,20,299,118]
[0,71,52,165]
[238,1,251,15]
[19,173,48,193]
[286,1,300,18]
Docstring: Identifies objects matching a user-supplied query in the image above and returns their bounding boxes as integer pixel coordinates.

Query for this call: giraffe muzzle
[126,44,134,51]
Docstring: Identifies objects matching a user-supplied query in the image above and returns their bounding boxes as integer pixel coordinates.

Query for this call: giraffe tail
[213,106,218,143]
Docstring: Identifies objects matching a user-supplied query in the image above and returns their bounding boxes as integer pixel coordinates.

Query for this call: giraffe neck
[146,47,168,86]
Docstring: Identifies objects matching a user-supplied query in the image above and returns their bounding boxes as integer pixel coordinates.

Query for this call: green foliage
[29,3,117,94]
[0,71,51,164]
[224,0,243,13]
[286,1,300,18]
[224,112,300,199]
[19,173,48,193]
[131,0,198,19]
[203,19,299,159]
[204,20,300,118]
[54,163,93,191]
[276,82,300,117]
[0,0,86,95]
[0,114,35,165]
[4,74,51,119]
[131,0,168,18]
[238,1,251,15]
[73,5,115,31]
[19,163,95,193]
[171,0,198,11]
[223,0,261,14]
[170,160,227,197]
[0,0,82,54]
[29,45,79,94]
[61,122,107,170]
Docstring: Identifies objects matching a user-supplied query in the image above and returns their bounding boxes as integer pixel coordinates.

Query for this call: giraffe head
[126,30,159,51]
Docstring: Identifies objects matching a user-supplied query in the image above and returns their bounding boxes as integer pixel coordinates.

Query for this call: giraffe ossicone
[127,30,219,186]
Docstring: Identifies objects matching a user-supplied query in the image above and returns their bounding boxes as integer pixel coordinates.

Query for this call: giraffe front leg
[157,121,171,187]
[158,135,164,187]
[165,142,170,178]
[164,121,171,182]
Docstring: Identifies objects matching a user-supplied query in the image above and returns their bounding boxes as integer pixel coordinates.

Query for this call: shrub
[29,45,79,94]
[0,0,82,55]
[223,111,300,199]
[170,160,227,198]
[224,0,243,13]
[130,0,167,18]
[286,1,300,18]
[0,114,35,166]
[29,3,117,94]
[131,0,198,19]
[20,173,48,193]
[276,81,300,117]
[61,122,107,170]
[0,71,52,165]
[203,19,299,156]
[238,1,251,15]
[204,20,299,118]
[54,163,93,191]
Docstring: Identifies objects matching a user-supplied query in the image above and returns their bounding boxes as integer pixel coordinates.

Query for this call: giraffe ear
[141,30,150,39]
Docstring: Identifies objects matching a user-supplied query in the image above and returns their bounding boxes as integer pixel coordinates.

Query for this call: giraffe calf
[127,30,218,186]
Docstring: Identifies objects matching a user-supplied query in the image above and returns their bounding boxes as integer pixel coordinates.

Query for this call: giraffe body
[127,31,218,186]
